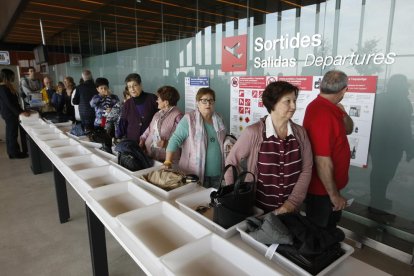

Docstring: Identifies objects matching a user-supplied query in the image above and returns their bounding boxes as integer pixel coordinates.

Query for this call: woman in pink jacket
[139,86,183,162]
[226,81,313,214]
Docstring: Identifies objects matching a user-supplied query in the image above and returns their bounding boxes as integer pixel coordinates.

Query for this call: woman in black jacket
[0,69,30,159]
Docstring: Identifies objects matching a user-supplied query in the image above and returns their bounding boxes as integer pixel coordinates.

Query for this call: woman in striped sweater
[225,81,313,214]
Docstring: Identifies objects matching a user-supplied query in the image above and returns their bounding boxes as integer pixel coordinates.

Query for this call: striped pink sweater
[256,133,302,212]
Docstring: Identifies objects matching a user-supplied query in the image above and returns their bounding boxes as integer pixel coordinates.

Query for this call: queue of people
[1,66,356,230]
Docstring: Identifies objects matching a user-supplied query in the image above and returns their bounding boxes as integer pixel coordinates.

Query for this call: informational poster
[230,76,275,136]
[0,51,11,65]
[340,76,377,168]
[184,77,209,112]
[230,75,377,168]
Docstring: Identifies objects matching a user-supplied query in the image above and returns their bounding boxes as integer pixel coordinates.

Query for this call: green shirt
[167,118,222,177]
[204,122,222,177]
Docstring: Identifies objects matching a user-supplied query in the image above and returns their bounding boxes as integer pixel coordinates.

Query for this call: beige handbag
[143,169,185,191]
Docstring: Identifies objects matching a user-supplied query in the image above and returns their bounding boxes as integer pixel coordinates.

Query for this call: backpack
[115,140,154,171]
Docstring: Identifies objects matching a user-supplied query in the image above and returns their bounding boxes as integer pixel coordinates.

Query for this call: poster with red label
[230,76,277,137]
[342,76,377,168]
[230,75,377,168]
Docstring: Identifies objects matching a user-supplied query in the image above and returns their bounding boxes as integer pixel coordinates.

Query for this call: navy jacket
[73,80,97,126]
[0,85,23,120]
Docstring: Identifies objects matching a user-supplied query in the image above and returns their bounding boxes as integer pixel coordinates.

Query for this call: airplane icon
[222,34,247,72]
[224,42,243,59]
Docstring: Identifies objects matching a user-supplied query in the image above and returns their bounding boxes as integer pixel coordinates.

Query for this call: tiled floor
[0,124,413,275]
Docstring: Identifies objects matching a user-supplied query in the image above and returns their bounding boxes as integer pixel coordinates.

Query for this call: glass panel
[337,0,361,58]
[298,4,317,60]
[52,0,414,254]
[360,0,390,51]
[391,1,414,55]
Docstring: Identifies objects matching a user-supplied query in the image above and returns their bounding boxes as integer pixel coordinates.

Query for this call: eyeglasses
[199,98,215,104]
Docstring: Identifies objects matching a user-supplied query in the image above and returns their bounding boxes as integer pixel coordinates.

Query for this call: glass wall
[53,0,414,256]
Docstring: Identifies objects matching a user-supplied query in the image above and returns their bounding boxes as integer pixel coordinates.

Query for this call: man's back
[73,79,97,130]
[303,95,350,195]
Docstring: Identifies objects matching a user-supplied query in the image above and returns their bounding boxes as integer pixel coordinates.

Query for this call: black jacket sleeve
[0,86,23,118]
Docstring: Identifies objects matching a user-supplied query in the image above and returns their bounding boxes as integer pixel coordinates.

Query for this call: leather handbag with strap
[210,164,256,229]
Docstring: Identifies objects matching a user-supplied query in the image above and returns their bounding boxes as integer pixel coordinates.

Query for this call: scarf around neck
[193,109,226,182]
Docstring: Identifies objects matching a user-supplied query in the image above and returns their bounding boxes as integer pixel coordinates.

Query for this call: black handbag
[116,140,154,172]
[88,127,113,154]
[210,164,256,229]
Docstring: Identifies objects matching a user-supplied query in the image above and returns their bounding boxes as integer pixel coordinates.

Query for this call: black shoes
[8,152,29,159]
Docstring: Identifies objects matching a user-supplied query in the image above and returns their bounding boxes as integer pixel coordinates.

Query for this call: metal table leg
[19,125,28,154]
[53,165,70,223]
[27,136,52,174]
[86,204,109,276]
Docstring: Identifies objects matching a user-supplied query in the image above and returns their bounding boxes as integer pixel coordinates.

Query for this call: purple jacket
[118,92,158,141]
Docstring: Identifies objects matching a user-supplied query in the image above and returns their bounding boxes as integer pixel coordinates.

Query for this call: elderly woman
[118,73,158,141]
[226,81,313,214]
[165,87,226,188]
[139,86,183,161]
[0,69,30,159]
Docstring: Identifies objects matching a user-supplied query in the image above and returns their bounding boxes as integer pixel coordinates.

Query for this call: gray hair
[320,70,348,94]
[82,69,93,81]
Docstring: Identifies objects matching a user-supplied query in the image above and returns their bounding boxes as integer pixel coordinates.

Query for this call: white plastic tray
[132,169,198,200]
[78,139,102,148]
[65,132,88,140]
[42,138,79,148]
[176,188,263,238]
[237,225,354,276]
[61,154,108,171]
[36,133,68,141]
[31,127,61,135]
[88,181,160,218]
[19,111,40,122]
[56,125,73,133]
[160,234,281,276]
[51,145,91,158]
[29,123,54,129]
[20,118,45,126]
[75,165,132,189]
[117,202,210,260]
[92,148,118,162]
[53,120,73,127]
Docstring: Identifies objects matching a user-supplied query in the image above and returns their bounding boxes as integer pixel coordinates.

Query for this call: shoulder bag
[210,164,256,229]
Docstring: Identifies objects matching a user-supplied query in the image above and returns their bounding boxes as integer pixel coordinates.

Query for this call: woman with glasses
[226,81,313,214]
[165,87,227,188]
[139,86,183,161]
